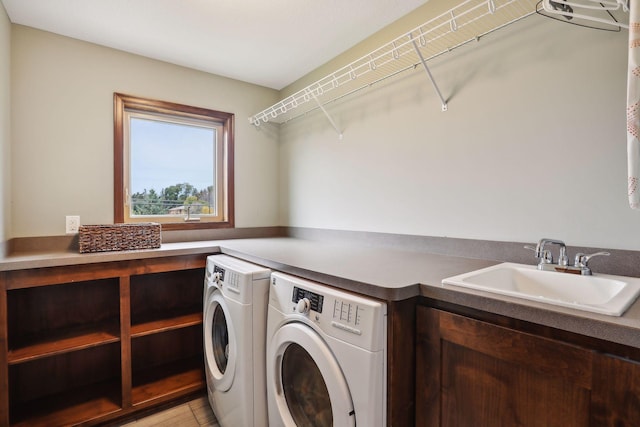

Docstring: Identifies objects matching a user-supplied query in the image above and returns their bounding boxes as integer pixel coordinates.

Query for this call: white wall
[0,3,10,254]
[279,17,640,251]
[11,25,280,237]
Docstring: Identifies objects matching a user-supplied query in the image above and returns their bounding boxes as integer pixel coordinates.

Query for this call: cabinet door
[416,307,593,427]
[592,353,640,426]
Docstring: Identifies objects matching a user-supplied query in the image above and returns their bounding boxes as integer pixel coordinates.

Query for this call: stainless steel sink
[442,262,640,316]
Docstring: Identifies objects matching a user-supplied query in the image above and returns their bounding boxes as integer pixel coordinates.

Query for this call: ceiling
[1,0,430,90]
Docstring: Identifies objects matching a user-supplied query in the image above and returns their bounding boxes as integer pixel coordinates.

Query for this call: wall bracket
[410,37,448,112]
[309,90,344,140]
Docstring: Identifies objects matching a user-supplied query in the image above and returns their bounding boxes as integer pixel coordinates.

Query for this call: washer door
[269,322,355,427]
[204,289,236,392]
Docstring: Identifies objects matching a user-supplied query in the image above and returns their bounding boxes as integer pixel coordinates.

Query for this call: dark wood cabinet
[591,352,640,426]
[2,255,640,426]
[128,268,205,408]
[416,306,640,427]
[0,255,206,426]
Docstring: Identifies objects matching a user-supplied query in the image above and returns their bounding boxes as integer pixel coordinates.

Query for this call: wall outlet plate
[66,216,80,234]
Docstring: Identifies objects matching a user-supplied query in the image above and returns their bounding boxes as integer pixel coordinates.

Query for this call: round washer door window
[269,322,355,427]
[212,304,229,372]
[204,290,236,391]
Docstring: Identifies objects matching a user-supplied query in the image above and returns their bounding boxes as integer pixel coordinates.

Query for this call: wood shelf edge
[131,312,203,338]
[9,380,121,427]
[131,360,205,407]
[8,325,121,365]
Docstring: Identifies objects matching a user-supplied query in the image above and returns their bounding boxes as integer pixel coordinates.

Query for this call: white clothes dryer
[204,255,270,427]
[266,272,387,427]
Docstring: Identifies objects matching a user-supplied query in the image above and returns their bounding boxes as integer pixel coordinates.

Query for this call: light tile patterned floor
[119,396,219,427]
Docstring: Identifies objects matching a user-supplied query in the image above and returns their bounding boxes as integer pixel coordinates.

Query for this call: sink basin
[442,263,640,316]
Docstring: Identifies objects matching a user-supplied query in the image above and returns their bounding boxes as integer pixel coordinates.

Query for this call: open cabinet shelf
[131,356,206,406]
[130,267,204,337]
[9,343,122,427]
[10,379,122,427]
[131,324,205,406]
[0,254,207,426]
[131,312,203,338]
[7,323,120,364]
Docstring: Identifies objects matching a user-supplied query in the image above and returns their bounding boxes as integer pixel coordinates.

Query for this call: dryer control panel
[212,265,240,292]
[270,272,387,352]
[206,255,271,304]
[292,287,324,312]
[213,265,226,282]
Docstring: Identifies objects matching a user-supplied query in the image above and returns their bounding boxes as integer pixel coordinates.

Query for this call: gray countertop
[2,236,639,349]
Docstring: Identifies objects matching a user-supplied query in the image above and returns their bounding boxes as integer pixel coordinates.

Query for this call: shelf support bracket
[410,38,448,112]
[308,90,344,140]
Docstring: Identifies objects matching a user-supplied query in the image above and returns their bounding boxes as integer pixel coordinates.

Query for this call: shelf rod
[309,90,344,140]
[410,37,448,112]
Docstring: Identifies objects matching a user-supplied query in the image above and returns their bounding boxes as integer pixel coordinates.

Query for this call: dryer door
[268,322,355,427]
[204,290,236,392]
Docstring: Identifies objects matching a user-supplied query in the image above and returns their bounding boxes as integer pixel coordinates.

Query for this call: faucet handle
[574,251,610,275]
[574,251,610,267]
[524,245,553,263]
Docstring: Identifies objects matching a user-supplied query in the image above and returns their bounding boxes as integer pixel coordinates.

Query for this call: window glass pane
[129,116,216,217]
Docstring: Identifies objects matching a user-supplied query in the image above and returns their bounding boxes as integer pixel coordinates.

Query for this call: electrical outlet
[66,215,80,234]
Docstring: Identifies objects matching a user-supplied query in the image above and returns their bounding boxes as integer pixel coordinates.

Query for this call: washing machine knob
[213,272,222,284]
[296,298,310,314]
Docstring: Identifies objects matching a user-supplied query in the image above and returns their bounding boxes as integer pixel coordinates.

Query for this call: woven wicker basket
[79,223,161,253]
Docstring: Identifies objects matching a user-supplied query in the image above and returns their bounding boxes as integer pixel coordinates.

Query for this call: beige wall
[279,16,640,250]
[6,8,640,251]
[10,25,280,237]
[0,4,10,254]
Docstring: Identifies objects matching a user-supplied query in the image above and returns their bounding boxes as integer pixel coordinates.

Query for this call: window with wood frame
[114,93,234,230]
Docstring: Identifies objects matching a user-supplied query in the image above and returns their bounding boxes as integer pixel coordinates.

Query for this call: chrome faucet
[525,238,609,275]
[538,238,568,267]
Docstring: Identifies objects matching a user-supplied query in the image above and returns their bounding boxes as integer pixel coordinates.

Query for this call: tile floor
[119,395,219,427]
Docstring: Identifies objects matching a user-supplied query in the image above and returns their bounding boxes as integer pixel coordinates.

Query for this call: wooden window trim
[114,93,234,231]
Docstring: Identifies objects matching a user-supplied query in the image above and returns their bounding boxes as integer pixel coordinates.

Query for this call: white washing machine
[204,254,271,427]
[266,272,387,427]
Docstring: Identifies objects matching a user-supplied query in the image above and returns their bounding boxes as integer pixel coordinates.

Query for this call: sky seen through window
[130,118,215,194]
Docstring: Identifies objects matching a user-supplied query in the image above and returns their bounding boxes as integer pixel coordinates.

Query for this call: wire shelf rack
[249,0,541,129]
